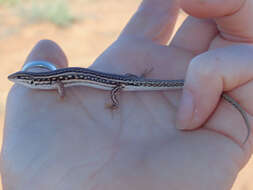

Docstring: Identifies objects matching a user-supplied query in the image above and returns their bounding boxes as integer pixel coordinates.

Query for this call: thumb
[24,39,68,68]
[176,45,253,133]
[7,39,68,104]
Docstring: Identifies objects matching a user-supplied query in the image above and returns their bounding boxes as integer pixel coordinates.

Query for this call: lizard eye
[30,80,34,84]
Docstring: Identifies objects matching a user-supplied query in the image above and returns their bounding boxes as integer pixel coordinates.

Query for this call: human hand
[2,0,253,189]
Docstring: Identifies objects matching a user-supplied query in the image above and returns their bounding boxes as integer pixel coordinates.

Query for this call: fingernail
[176,89,194,130]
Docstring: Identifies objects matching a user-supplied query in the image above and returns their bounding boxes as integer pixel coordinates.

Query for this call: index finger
[171,0,253,56]
[181,0,253,43]
[120,0,180,45]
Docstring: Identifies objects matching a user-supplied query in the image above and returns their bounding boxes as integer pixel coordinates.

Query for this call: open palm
[2,0,253,190]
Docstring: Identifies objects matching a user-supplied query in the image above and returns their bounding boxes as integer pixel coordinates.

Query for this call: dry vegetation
[0,0,252,189]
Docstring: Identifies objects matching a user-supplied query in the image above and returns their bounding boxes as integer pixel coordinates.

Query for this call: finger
[120,0,180,45]
[24,39,68,69]
[170,17,218,55]
[180,0,253,42]
[176,44,253,131]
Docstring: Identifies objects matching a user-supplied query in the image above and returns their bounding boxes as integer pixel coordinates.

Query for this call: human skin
[2,0,253,189]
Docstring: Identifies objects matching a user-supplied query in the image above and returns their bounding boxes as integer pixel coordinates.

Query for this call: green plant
[0,0,20,6]
[22,0,75,27]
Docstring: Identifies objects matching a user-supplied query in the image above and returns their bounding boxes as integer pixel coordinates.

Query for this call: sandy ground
[0,0,252,189]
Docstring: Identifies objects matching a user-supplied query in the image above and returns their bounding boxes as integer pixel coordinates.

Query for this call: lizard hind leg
[105,85,125,110]
[124,67,154,79]
[124,73,140,79]
[141,67,154,78]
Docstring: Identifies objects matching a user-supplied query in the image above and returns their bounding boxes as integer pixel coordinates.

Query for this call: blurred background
[0,0,252,189]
